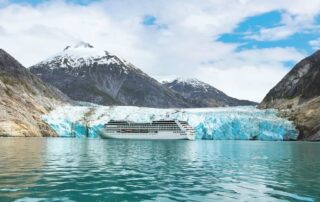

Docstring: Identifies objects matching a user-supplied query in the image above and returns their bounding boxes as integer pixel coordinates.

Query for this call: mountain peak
[163,77,257,107]
[32,42,138,74]
[64,41,94,51]
[0,49,27,76]
[175,77,203,83]
[35,42,119,69]
[165,77,219,95]
[167,77,209,88]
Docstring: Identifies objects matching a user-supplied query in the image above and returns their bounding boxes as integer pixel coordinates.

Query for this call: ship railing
[105,124,184,135]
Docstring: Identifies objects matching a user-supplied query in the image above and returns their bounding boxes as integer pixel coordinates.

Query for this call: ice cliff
[43,106,298,141]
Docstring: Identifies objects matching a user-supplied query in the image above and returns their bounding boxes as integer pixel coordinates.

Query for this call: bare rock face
[30,42,191,108]
[163,78,257,107]
[259,50,320,140]
[0,49,69,137]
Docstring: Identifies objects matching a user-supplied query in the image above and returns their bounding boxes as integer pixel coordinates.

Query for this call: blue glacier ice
[43,106,298,141]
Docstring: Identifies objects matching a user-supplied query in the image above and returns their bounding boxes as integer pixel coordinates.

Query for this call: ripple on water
[0,139,319,201]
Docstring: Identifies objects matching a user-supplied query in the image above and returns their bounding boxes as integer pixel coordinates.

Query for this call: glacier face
[43,106,298,141]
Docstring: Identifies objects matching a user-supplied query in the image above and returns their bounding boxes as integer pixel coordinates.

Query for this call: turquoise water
[0,138,319,202]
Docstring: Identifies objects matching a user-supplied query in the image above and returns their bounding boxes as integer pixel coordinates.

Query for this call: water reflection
[0,139,319,201]
[0,138,44,200]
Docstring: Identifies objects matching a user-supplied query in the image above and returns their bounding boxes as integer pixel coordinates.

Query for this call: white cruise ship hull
[101,131,193,140]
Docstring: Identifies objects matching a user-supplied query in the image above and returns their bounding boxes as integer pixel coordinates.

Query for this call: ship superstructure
[101,120,195,140]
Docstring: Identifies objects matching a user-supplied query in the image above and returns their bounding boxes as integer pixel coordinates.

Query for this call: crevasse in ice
[43,106,298,141]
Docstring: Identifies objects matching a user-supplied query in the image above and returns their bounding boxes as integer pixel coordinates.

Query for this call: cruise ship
[101,120,196,140]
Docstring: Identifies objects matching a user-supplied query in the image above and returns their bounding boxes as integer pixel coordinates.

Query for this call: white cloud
[160,47,305,102]
[247,26,296,41]
[0,0,316,102]
[309,38,320,50]
[246,10,320,41]
[195,47,305,101]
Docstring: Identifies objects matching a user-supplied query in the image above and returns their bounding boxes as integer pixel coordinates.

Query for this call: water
[0,138,319,202]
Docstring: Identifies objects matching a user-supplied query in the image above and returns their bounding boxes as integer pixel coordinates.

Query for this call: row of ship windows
[106,124,179,126]
[105,129,183,133]
[106,126,181,129]
[105,129,182,132]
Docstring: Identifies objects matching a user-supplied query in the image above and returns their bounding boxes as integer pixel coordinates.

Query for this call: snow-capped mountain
[163,78,257,107]
[30,42,191,108]
[36,41,134,72]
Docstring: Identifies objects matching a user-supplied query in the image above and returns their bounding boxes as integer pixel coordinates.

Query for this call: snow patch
[175,77,206,86]
[35,41,135,72]
[166,77,218,94]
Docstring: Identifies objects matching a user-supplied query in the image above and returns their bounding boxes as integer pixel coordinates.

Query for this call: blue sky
[218,10,320,57]
[0,0,319,101]
[8,1,320,58]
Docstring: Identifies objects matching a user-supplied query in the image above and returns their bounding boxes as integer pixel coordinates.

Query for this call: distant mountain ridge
[0,49,69,137]
[259,50,320,140]
[163,78,257,107]
[30,41,257,108]
[30,42,191,108]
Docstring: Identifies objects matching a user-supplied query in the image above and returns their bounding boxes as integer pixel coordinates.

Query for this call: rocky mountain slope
[30,42,191,108]
[0,49,69,137]
[163,78,257,107]
[259,50,320,140]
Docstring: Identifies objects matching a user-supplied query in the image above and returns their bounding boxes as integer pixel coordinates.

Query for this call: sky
[0,0,319,102]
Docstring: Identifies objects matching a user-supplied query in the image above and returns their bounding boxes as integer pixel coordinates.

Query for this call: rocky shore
[260,50,320,140]
[0,49,69,137]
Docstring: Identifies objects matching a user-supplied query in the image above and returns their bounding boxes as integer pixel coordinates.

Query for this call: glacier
[43,106,298,141]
